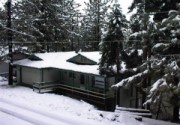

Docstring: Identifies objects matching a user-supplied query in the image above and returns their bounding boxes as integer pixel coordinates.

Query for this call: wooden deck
[32,81,115,111]
[33,81,59,93]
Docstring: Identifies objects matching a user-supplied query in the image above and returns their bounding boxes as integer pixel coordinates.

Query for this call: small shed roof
[14,51,101,75]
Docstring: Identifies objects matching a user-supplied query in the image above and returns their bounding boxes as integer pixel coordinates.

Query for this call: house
[14,51,116,110]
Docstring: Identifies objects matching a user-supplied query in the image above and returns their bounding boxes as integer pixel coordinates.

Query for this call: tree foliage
[1,0,80,52]
[99,3,128,78]
[114,0,180,121]
[81,0,111,51]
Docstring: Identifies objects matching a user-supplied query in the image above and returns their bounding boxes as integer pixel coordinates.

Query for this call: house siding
[16,66,21,83]
[119,88,130,107]
[106,77,115,97]
[116,84,144,108]
[0,61,8,74]
[21,67,41,85]
[42,68,59,82]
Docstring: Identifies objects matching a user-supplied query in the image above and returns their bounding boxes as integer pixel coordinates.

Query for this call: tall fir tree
[99,3,128,80]
[81,0,110,51]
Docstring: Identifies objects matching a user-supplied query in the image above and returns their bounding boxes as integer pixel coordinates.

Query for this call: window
[69,72,75,78]
[86,76,89,83]
[95,76,105,88]
[80,74,85,85]
[92,76,95,86]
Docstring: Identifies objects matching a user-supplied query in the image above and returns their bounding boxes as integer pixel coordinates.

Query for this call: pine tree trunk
[7,0,13,85]
[116,46,120,82]
[116,88,120,106]
[142,8,151,108]
[135,87,138,108]
[116,44,121,106]
[95,0,100,51]
[142,10,147,108]
[47,45,50,52]
[71,17,74,51]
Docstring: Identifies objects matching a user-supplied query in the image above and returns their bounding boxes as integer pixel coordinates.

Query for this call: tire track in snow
[0,98,97,125]
[0,99,72,125]
[0,111,35,125]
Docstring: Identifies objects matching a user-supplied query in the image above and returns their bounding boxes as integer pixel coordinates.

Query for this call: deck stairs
[115,106,152,118]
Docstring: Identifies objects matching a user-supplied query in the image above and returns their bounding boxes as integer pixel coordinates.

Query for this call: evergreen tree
[99,3,128,80]
[81,0,110,51]
[113,0,180,122]
[147,1,180,121]
[126,14,143,49]
[0,8,7,46]
[12,0,80,52]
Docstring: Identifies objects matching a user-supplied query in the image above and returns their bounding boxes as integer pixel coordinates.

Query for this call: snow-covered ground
[0,76,179,125]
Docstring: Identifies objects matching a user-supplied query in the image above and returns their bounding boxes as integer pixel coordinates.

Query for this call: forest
[0,0,179,122]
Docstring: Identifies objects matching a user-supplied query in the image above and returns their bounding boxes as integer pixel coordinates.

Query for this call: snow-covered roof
[14,51,101,75]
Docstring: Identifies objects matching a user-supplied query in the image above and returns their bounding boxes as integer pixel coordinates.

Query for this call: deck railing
[33,81,115,110]
[33,81,113,99]
[33,81,59,93]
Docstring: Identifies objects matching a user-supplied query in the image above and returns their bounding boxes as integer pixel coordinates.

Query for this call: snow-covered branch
[112,69,149,88]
